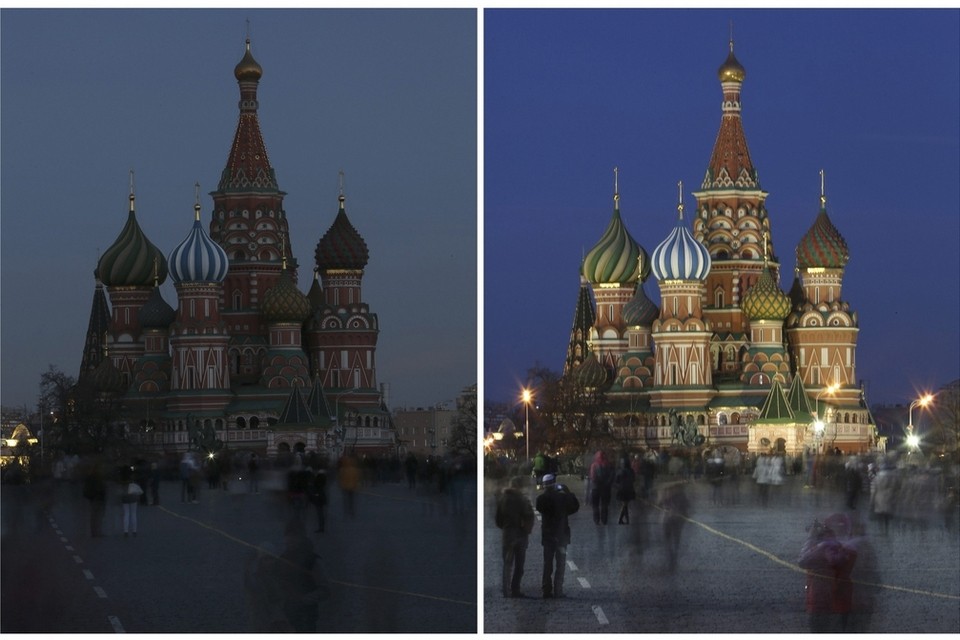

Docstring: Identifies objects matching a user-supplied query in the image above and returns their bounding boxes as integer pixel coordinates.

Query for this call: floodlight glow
[906,433,920,449]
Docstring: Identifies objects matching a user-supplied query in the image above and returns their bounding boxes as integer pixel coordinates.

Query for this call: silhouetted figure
[535,474,580,598]
[338,454,360,517]
[310,469,328,533]
[588,450,614,525]
[798,513,858,633]
[658,481,690,572]
[81,461,107,537]
[495,475,534,597]
[614,455,636,524]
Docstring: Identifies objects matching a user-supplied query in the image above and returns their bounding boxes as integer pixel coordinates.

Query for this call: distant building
[72,38,394,460]
[561,39,876,456]
[393,406,457,458]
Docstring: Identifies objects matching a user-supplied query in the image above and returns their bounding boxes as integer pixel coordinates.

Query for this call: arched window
[236,416,246,429]
[731,413,741,424]
[250,416,260,430]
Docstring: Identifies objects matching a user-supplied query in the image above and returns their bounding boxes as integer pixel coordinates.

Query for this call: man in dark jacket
[495,475,535,597]
[535,474,580,598]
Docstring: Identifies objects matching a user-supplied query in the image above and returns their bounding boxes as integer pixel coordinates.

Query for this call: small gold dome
[718,45,745,83]
[234,38,262,81]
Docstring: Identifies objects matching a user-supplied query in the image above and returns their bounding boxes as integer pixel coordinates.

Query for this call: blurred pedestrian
[81,461,107,537]
[614,455,636,524]
[248,453,261,494]
[798,513,858,633]
[869,460,898,535]
[404,452,418,489]
[535,474,580,598]
[149,462,161,506]
[706,452,725,505]
[495,475,535,598]
[310,468,328,533]
[180,453,198,503]
[287,458,312,528]
[658,481,690,571]
[844,456,863,510]
[588,450,614,525]
[338,454,360,517]
[640,450,657,500]
[121,477,144,537]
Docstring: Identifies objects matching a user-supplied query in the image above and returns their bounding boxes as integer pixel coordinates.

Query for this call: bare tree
[448,384,477,456]
[929,380,960,459]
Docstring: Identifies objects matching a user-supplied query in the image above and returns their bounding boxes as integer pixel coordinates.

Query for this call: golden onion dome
[234,38,263,81]
[718,43,745,83]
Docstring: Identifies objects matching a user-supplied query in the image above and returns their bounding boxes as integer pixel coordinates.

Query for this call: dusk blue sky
[484,8,960,409]
[1,8,477,412]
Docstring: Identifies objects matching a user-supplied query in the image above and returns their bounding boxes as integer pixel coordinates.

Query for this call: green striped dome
[98,205,168,287]
[582,207,647,285]
[574,351,609,388]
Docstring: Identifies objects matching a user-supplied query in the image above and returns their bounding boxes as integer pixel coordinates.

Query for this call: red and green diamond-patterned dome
[796,203,849,270]
[315,195,369,271]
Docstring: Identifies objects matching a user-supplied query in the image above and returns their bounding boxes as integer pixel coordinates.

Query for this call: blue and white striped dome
[651,218,712,282]
[168,204,229,284]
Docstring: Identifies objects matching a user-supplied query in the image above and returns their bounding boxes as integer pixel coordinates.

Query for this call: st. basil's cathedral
[75,38,395,459]
[565,40,878,457]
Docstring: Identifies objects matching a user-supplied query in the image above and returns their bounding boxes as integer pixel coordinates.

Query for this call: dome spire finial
[281,230,288,270]
[729,20,734,53]
[613,166,620,209]
[819,169,827,209]
[129,170,136,212]
[153,255,160,287]
[762,230,769,266]
[194,182,201,221]
[677,180,685,220]
[338,169,346,205]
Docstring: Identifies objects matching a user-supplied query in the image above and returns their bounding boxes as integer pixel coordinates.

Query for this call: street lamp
[906,393,934,452]
[330,387,361,459]
[522,388,532,463]
[812,383,839,454]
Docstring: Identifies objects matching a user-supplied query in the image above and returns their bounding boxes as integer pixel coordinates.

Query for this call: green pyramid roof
[756,380,794,422]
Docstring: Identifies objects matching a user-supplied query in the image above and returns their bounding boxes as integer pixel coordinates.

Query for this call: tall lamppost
[906,393,934,452]
[813,383,839,454]
[522,388,532,463]
[331,387,361,459]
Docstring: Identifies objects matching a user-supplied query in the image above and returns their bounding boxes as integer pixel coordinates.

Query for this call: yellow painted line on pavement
[158,506,472,606]
[647,502,960,602]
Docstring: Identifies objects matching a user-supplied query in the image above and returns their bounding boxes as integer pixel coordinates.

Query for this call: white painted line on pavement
[65,545,74,551]
[592,605,609,625]
[94,586,107,599]
[108,616,125,633]
[60,536,68,542]
[567,560,578,571]
[578,577,591,589]
[83,569,95,580]
[73,555,83,564]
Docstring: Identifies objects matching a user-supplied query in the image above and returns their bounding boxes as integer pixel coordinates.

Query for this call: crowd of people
[492,444,959,630]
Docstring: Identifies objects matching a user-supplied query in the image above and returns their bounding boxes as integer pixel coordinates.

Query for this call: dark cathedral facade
[75,38,395,459]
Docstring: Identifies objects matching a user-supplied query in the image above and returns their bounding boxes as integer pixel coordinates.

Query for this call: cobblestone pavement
[483,473,960,634]
[2,471,476,633]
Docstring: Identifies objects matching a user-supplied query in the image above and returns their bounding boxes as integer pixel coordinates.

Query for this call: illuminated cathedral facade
[76,39,395,459]
[565,41,877,457]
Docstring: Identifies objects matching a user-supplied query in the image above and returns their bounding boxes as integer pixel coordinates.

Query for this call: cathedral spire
[613,166,620,210]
